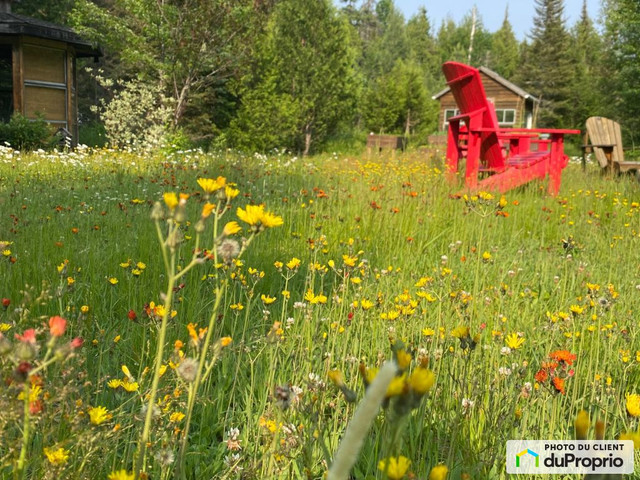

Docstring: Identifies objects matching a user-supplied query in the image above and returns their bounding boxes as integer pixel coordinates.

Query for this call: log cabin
[433,65,539,132]
[0,0,100,144]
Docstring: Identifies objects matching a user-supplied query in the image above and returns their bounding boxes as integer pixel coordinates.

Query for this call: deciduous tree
[71,0,263,129]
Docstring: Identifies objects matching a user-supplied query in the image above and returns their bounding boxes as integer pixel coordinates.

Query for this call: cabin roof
[0,12,101,58]
[432,65,539,103]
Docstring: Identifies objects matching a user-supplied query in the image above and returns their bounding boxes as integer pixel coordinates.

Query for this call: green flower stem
[15,382,30,479]
[175,284,224,477]
[175,231,256,477]
[156,220,171,274]
[134,222,177,476]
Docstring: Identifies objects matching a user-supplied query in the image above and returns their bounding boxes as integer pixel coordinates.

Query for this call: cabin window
[443,109,460,130]
[0,44,12,123]
[495,109,516,126]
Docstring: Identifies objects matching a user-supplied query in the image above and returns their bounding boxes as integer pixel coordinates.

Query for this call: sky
[393,0,602,40]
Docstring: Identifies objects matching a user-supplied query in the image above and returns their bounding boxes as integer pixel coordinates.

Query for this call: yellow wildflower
[360,299,374,310]
[342,254,358,267]
[304,289,327,305]
[121,365,133,380]
[261,210,284,228]
[626,394,640,417]
[286,257,301,270]
[328,370,344,387]
[451,325,470,339]
[619,431,640,449]
[202,202,216,218]
[575,410,590,440]
[237,204,283,229]
[396,350,412,370]
[570,304,586,315]
[163,192,179,211]
[428,464,449,480]
[170,411,186,423]
[121,380,139,392]
[43,446,69,466]
[505,333,524,350]
[197,176,226,194]
[378,456,411,480]
[236,204,263,225]
[225,185,240,199]
[88,406,112,425]
[108,470,135,480]
[409,367,435,395]
[386,375,407,397]
[223,221,241,236]
[261,294,277,305]
[364,367,378,386]
[107,379,123,389]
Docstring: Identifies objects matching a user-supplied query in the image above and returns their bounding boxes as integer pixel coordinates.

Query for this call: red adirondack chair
[443,62,580,195]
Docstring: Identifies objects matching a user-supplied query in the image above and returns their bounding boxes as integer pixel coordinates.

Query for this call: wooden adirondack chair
[583,116,640,177]
[443,61,580,195]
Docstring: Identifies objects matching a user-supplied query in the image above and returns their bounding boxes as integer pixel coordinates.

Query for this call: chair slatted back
[442,62,505,170]
[585,116,624,169]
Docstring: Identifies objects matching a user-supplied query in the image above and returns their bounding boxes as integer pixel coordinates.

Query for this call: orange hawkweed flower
[549,350,577,365]
[552,377,566,394]
[48,316,67,337]
[534,369,548,383]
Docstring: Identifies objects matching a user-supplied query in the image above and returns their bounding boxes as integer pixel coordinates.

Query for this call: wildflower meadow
[1,145,639,479]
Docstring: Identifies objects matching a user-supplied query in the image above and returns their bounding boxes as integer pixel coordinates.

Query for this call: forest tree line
[12,0,640,154]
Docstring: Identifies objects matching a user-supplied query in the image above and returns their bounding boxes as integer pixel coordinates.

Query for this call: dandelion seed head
[177,357,198,383]
[217,238,240,264]
[154,448,175,467]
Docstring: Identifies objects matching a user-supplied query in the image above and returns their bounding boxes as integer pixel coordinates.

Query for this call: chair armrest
[500,128,580,135]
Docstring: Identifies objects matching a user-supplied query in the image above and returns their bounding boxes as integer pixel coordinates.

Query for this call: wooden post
[11,40,22,116]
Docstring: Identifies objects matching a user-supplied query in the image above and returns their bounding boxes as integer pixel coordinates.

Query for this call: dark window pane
[0,45,13,123]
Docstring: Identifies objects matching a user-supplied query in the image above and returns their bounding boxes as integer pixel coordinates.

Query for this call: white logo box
[506,440,634,474]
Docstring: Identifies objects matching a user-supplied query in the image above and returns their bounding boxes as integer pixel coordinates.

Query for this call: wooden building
[0,0,100,143]
[432,66,539,132]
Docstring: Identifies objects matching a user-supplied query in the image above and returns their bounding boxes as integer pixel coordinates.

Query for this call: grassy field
[1,145,639,480]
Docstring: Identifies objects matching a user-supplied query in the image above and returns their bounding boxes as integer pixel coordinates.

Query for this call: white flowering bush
[90,74,173,151]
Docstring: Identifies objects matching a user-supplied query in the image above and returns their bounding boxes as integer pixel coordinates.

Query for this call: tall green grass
[0,147,639,479]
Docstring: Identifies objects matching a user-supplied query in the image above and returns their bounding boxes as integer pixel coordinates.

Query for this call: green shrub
[0,113,53,150]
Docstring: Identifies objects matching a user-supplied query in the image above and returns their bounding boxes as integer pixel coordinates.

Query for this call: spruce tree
[488,7,520,79]
[406,7,440,89]
[567,0,605,129]
[517,0,576,128]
